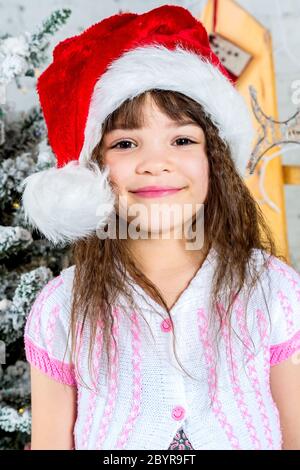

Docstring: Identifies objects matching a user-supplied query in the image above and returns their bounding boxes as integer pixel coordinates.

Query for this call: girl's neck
[126,237,209,278]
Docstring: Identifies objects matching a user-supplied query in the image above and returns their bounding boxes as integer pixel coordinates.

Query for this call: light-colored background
[1,0,300,269]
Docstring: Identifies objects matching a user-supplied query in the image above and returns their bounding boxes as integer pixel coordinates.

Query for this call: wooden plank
[282,165,300,185]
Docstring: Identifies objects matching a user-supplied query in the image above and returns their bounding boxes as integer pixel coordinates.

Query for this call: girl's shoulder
[250,247,300,292]
[23,265,77,387]
[251,248,300,365]
[60,263,75,293]
[24,263,76,333]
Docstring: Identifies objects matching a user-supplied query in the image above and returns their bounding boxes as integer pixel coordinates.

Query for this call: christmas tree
[0,8,72,450]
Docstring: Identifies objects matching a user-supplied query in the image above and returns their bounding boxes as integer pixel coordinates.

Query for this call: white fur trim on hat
[21,161,116,245]
[79,44,255,178]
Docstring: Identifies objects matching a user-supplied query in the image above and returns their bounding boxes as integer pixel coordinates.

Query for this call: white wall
[1,0,300,268]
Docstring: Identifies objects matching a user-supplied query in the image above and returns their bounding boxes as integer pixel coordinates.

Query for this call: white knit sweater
[24,247,300,450]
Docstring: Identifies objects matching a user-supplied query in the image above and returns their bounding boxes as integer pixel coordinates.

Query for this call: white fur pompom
[20,160,116,246]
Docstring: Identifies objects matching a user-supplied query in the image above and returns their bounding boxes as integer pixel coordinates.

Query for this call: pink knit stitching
[24,335,76,386]
[218,302,262,449]
[197,307,241,449]
[72,318,85,450]
[256,308,270,381]
[234,297,274,448]
[81,319,104,449]
[45,304,61,357]
[268,257,300,303]
[270,329,300,366]
[267,257,300,362]
[277,290,294,338]
[115,310,142,449]
[74,318,85,435]
[95,307,120,449]
[256,308,282,449]
[27,276,63,343]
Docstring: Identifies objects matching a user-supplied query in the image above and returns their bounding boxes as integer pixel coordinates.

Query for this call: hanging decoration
[246,85,300,175]
[208,0,252,81]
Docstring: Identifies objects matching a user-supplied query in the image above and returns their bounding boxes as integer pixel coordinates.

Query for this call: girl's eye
[111,140,135,149]
[111,138,195,149]
[174,137,195,146]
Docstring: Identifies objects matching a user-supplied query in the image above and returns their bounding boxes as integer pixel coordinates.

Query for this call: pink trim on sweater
[197,307,241,450]
[24,336,76,386]
[268,257,300,303]
[116,310,142,449]
[95,307,120,450]
[277,290,294,336]
[28,276,64,343]
[256,308,271,383]
[256,308,282,449]
[270,329,300,366]
[45,303,61,357]
[73,318,85,450]
[234,297,274,449]
[217,302,262,450]
[75,319,84,407]
[81,319,104,449]
[277,290,295,338]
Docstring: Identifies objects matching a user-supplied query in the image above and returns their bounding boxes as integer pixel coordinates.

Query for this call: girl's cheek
[108,162,132,191]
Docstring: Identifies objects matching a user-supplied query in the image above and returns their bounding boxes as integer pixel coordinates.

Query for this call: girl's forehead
[103,92,205,135]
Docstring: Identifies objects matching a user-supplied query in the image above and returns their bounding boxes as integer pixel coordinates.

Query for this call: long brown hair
[65,89,285,396]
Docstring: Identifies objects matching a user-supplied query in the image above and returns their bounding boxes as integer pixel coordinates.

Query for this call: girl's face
[102,95,209,238]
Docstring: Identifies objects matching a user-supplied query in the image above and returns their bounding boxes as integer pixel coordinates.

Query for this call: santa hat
[21,4,254,245]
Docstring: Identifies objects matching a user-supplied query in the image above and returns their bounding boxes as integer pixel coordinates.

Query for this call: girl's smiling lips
[129,185,186,198]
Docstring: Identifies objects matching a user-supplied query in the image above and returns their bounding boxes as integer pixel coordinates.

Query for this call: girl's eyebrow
[166,119,199,128]
[110,119,199,132]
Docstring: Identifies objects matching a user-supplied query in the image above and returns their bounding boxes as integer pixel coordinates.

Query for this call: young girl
[22,5,300,450]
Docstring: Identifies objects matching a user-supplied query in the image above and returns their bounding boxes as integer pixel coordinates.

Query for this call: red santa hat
[21,4,254,245]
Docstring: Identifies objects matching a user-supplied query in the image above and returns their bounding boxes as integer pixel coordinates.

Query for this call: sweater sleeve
[23,272,77,386]
[267,255,300,366]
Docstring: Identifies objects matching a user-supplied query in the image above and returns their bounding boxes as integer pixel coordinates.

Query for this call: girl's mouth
[130,188,184,198]
[129,185,186,198]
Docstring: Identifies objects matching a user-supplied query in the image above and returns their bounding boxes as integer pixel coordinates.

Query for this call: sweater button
[161,318,172,332]
[171,405,185,421]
